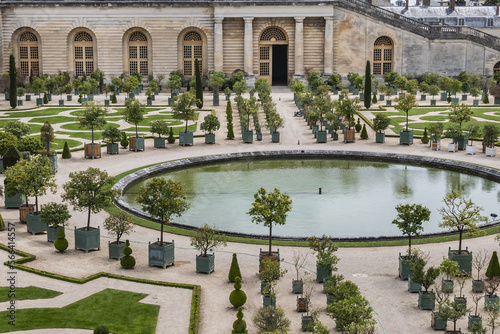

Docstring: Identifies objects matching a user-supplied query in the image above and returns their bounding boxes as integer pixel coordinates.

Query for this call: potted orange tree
[123,98,146,151]
[136,178,190,269]
[394,93,418,145]
[62,167,119,252]
[151,120,169,148]
[172,92,197,146]
[200,114,220,144]
[79,101,107,159]
[40,202,71,243]
[308,235,339,283]
[410,251,440,310]
[190,224,227,274]
[102,125,121,155]
[104,212,134,260]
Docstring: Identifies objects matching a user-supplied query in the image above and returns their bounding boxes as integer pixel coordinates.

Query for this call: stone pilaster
[214,17,224,72]
[244,17,254,76]
[294,17,305,78]
[324,16,334,76]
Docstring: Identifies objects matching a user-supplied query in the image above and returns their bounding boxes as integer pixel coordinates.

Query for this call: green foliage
[252,306,290,334]
[0,132,17,156]
[40,121,55,155]
[439,191,487,253]
[18,136,43,155]
[428,122,444,140]
[123,98,146,137]
[421,127,429,144]
[5,120,30,139]
[233,80,248,96]
[439,258,460,280]
[172,91,198,132]
[9,55,17,109]
[394,94,418,132]
[364,61,372,109]
[307,70,324,93]
[229,277,247,308]
[229,253,242,282]
[325,280,360,304]
[448,103,473,136]
[347,72,360,87]
[150,120,169,138]
[194,58,203,108]
[167,127,175,144]
[190,224,227,256]
[62,141,71,158]
[40,202,71,228]
[79,101,108,144]
[372,93,377,104]
[120,132,129,148]
[232,306,248,334]
[410,254,440,292]
[0,213,4,231]
[308,235,339,272]
[483,89,490,104]
[2,145,22,169]
[111,92,117,104]
[392,204,431,256]
[43,93,48,104]
[335,95,361,130]
[104,212,134,243]
[102,125,121,144]
[289,78,305,94]
[200,114,220,134]
[360,124,368,140]
[62,167,119,229]
[227,122,235,140]
[136,178,190,244]
[438,299,467,332]
[486,251,500,280]
[120,240,136,269]
[93,325,109,334]
[167,73,182,91]
[54,227,69,253]
[247,187,292,255]
[355,118,362,132]
[327,294,375,333]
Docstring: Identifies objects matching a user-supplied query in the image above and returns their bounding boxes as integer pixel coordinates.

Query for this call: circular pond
[117,152,500,239]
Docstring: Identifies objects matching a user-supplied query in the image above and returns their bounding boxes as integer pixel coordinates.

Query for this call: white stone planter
[486,147,497,157]
[448,142,458,152]
[466,145,477,155]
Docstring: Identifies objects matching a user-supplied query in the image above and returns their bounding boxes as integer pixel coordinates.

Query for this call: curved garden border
[113,150,500,242]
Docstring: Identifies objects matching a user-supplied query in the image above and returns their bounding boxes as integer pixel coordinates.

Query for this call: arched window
[494,61,500,77]
[373,36,393,75]
[183,31,203,77]
[128,31,148,76]
[19,32,39,77]
[74,32,94,77]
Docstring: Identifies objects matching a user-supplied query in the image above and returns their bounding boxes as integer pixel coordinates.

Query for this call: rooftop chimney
[450,0,455,11]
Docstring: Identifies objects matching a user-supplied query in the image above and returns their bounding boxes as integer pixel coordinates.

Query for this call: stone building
[0,0,499,85]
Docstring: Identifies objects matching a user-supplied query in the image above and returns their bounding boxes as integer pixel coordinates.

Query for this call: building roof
[382,5,498,17]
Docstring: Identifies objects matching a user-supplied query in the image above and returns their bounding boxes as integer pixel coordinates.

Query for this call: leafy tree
[410,253,440,292]
[439,191,487,253]
[194,58,203,108]
[392,204,431,257]
[62,167,119,230]
[0,132,17,156]
[172,91,198,133]
[252,306,290,334]
[439,257,460,281]
[383,71,399,85]
[347,72,360,88]
[448,103,473,137]
[233,80,247,97]
[123,98,145,137]
[4,120,30,139]
[31,76,45,96]
[190,224,227,257]
[9,55,16,109]
[2,145,22,169]
[327,294,376,333]
[239,97,258,132]
[335,95,361,130]
[373,113,390,134]
[135,178,190,244]
[289,78,305,94]
[438,300,467,333]
[450,80,463,97]
[103,212,134,243]
[40,121,55,155]
[438,76,453,92]
[167,73,182,91]
[79,101,108,146]
[102,125,121,144]
[247,187,292,255]
[150,120,169,139]
[200,114,220,134]
[314,86,335,132]
[307,70,324,93]
[394,94,418,132]
[308,235,339,272]
[40,202,71,229]
[394,75,408,93]
[208,71,225,93]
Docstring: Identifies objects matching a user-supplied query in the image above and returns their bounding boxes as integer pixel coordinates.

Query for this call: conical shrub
[421,127,429,144]
[0,213,5,231]
[228,253,242,282]
[167,127,176,144]
[360,124,368,140]
[120,240,136,269]
[2,145,22,169]
[486,251,500,280]
[227,123,235,140]
[111,92,117,104]
[120,132,129,148]
[62,141,72,159]
[54,227,68,253]
[43,93,48,104]
[229,277,247,308]
[372,93,377,104]
[93,325,109,334]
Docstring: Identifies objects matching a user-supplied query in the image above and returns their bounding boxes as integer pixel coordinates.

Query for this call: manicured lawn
[2,108,76,118]
[55,131,105,141]
[0,286,61,302]
[60,122,120,131]
[28,116,78,124]
[0,289,159,333]
[50,138,83,150]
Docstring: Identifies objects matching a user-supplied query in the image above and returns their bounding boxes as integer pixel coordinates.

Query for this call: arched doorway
[259,27,288,86]
[494,61,500,80]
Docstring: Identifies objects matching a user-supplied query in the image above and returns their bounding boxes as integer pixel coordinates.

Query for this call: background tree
[5,120,31,139]
[394,93,418,132]
[364,61,372,109]
[79,101,108,147]
[172,91,197,133]
[314,86,335,132]
[438,300,467,333]
[439,191,487,253]
[200,114,220,134]
[103,212,134,244]
[123,98,145,137]
[335,95,361,130]
[392,204,431,257]
[150,120,169,138]
[40,202,71,230]
[9,55,16,109]
[448,103,473,137]
[247,187,292,255]
[190,224,227,257]
[252,306,290,334]
[194,59,203,108]
[135,178,190,245]
[372,113,390,134]
[62,167,119,230]
[102,125,122,144]
[40,121,55,155]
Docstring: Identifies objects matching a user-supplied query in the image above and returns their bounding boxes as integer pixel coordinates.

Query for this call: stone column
[294,17,305,78]
[244,17,254,76]
[214,18,224,72]
[324,16,334,76]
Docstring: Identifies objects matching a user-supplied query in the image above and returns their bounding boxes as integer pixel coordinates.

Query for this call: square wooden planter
[262,295,276,308]
[472,279,484,293]
[74,227,100,253]
[19,204,35,223]
[399,130,413,145]
[148,240,175,269]
[27,212,47,235]
[453,136,468,150]
[431,140,441,151]
[468,314,482,330]
[431,311,447,330]
[448,142,458,152]
[418,291,435,310]
[292,279,303,294]
[106,143,119,155]
[4,191,24,209]
[485,294,500,311]
[271,132,280,143]
[442,278,454,293]
[375,132,385,143]
[84,143,101,159]
[296,296,308,312]
[129,137,145,152]
[47,226,58,243]
[408,277,421,293]
[344,129,355,143]
[473,100,479,106]
[154,137,166,148]
[301,315,314,332]
[196,254,215,274]
[486,146,497,157]
[48,154,58,174]
[466,145,477,155]
[204,133,215,144]
[316,131,327,143]
[448,247,472,277]
[242,131,253,144]
[259,249,280,272]
[179,132,194,146]
[108,241,126,260]
[316,262,332,283]
[213,93,219,106]
[67,95,72,101]
[399,254,411,281]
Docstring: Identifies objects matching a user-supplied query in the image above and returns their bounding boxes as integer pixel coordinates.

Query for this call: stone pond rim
[113,150,500,242]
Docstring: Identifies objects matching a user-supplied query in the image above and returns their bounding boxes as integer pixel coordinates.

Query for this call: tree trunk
[87,208,91,229]
[408,235,412,257]
[160,222,164,244]
[458,230,463,253]
[268,224,272,255]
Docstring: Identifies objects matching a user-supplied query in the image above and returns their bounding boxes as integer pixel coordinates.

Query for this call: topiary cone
[228,253,242,282]
[120,240,136,269]
[229,277,247,308]
[0,213,5,231]
[486,251,500,280]
[62,141,72,159]
[232,306,248,334]
[360,124,368,140]
[2,145,22,169]
[54,227,68,253]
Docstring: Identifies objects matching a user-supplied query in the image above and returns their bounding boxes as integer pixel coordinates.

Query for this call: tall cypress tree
[9,55,17,109]
[364,60,372,109]
[195,58,203,108]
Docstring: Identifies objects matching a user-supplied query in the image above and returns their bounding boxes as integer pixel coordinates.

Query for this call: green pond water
[123,159,500,238]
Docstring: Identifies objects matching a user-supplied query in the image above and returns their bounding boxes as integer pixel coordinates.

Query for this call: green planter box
[399,254,411,280]
[418,291,435,310]
[408,277,421,293]
[451,98,459,104]
[473,99,479,106]
[106,143,119,155]
[67,95,72,101]
[495,98,500,105]
[213,93,219,106]
[148,241,175,269]
[272,132,280,143]
[387,100,392,106]
[440,92,448,101]
[468,314,482,330]
[74,227,100,253]
[485,294,500,311]
[179,132,194,146]
[316,131,327,143]
[454,296,467,309]
[225,94,230,101]
[256,132,262,141]
[4,190,24,209]
[360,93,364,100]
[353,89,359,95]
[472,279,484,293]
[36,98,43,106]
[147,99,152,106]
[25,95,31,101]
[462,94,468,101]
[154,137,166,148]
[375,132,385,143]
[400,130,413,145]
[17,99,23,106]
[242,130,253,143]
[421,94,426,101]
[442,278,454,293]
[430,99,436,106]
[326,293,334,306]
[104,99,110,106]
[0,159,3,173]
[47,226,58,243]
[196,254,215,274]
[301,315,313,332]
[47,94,52,101]
[312,125,318,134]
[205,133,215,144]
[47,154,58,174]
[297,296,308,312]
[432,311,447,330]
[129,137,145,151]
[453,136,468,151]
[108,241,126,260]
[448,247,472,276]
[331,132,339,140]
[129,93,135,99]
[27,212,47,235]
[316,262,331,283]
[87,94,94,101]
[58,99,64,106]
[262,295,276,308]
[292,279,303,294]
[260,281,269,294]
[379,94,385,101]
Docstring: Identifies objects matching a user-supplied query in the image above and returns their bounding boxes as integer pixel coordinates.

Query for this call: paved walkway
[0,87,499,333]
